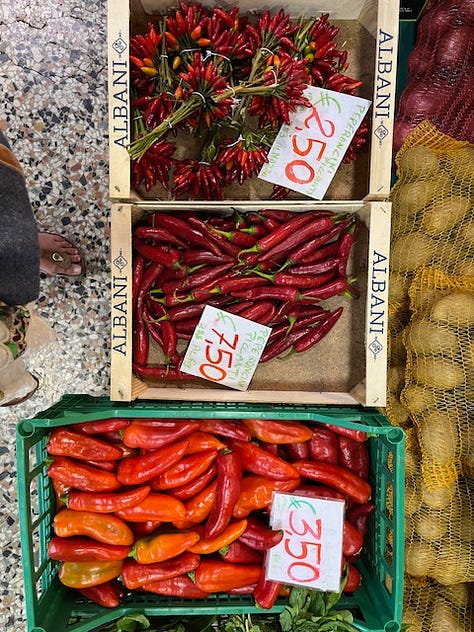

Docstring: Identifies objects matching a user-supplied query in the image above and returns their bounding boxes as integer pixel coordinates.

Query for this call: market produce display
[45,416,374,616]
[393,0,474,154]
[128,1,369,199]
[131,208,360,380]
[387,120,474,627]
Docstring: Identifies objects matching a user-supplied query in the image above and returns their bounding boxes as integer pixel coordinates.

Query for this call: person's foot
[39,233,84,277]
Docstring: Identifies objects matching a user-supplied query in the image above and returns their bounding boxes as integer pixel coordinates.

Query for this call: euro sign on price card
[267,492,345,592]
[181,305,271,391]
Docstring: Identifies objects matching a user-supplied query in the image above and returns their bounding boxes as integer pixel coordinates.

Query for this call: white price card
[267,492,344,592]
[180,305,271,391]
[259,86,371,200]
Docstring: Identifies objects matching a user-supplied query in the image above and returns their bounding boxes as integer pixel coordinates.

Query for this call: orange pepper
[115,493,186,523]
[54,509,134,546]
[193,559,262,593]
[233,475,301,518]
[58,560,123,589]
[132,531,200,564]
[173,480,217,530]
[184,432,226,455]
[188,519,248,555]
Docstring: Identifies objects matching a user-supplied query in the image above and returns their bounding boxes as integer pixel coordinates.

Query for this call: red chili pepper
[143,574,210,598]
[254,555,281,609]
[151,449,217,490]
[308,427,339,464]
[343,520,364,557]
[122,420,200,449]
[233,476,301,519]
[47,536,131,562]
[323,424,368,443]
[134,226,188,249]
[192,560,262,593]
[285,220,351,266]
[47,429,123,462]
[258,216,335,262]
[131,520,162,539]
[160,262,234,295]
[230,439,300,481]
[133,363,187,381]
[170,462,217,501]
[293,307,344,353]
[343,564,362,593]
[82,459,117,472]
[219,539,263,564]
[293,483,346,501]
[285,441,310,461]
[66,485,151,514]
[47,457,121,493]
[115,493,186,523]
[240,212,316,256]
[133,238,183,270]
[78,580,124,608]
[73,419,130,435]
[204,449,242,540]
[121,552,200,590]
[346,502,375,537]
[150,213,222,256]
[117,439,189,485]
[337,435,370,481]
[288,258,340,276]
[293,461,372,504]
[199,419,250,442]
[301,278,355,301]
[238,517,284,551]
[53,510,134,546]
[242,419,313,445]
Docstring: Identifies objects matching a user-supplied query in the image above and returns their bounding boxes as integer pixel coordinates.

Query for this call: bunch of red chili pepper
[129,1,369,199]
[131,208,360,381]
[45,416,374,609]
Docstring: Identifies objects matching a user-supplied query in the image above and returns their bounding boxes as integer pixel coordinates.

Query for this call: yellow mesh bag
[403,576,474,632]
[385,121,474,630]
[402,266,474,487]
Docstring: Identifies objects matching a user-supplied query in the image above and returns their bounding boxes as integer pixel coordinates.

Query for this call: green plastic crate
[16,395,405,632]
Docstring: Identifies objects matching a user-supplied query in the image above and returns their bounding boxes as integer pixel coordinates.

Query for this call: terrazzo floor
[1,1,111,627]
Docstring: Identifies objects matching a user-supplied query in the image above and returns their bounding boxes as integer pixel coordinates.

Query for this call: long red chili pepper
[258,216,335,262]
[230,439,300,481]
[133,238,183,269]
[48,536,131,562]
[170,462,217,501]
[204,448,242,540]
[293,460,372,504]
[72,419,130,435]
[337,435,370,481]
[116,439,189,485]
[122,420,200,449]
[238,517,284,551]
[240,212,316,255]
[199,419,250,442]
[47,429,123,462]
[121,552,200,590]
[66,485,151,514]
[47,456,121,493]
[308,426,339,464]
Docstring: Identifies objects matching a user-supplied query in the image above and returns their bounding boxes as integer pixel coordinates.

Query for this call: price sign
[259,86,371,200]
[266,493,344,592]
[180,305,271,391]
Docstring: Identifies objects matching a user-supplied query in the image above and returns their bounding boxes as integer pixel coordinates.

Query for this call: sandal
[39,232,85,278]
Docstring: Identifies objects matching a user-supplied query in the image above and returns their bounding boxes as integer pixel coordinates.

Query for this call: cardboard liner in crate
[107,0,399,202]
[110,200,391,405]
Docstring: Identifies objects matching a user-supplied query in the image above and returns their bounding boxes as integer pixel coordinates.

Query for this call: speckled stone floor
[0,1,111,627]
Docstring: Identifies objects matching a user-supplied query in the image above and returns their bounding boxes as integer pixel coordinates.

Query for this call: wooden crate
[110,200,391,404]
[107,0,399,202]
